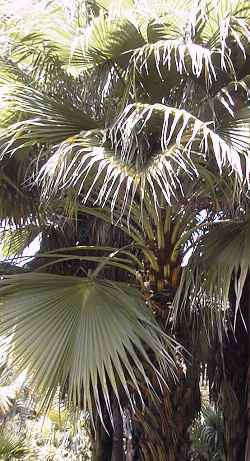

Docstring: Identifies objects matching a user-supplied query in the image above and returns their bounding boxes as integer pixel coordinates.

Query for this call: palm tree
[0,0,250,459]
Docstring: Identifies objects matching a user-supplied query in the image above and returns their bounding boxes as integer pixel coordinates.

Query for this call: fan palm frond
[177,216,250,328]
[191,404,225,461]
[30,243,142,275]
[0,168,39,226]
[217,105,250,156]
[0,273,176,421]
[204,74,250,119]
[0,430,31,460]
[146,16,182,43]
[37,103,249,213]
[200,0,250,54]
[72,15,144,69]
[7,33,82,98]
[0,83,98,154]
[131,40,223,89]
[0,224,41,258]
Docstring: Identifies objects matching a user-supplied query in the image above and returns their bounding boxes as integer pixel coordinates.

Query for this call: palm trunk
[128,350,200,460]
[92,394,124,461]
[245,365,250,461]
[129,291,200,461]
[218,278,250,461]
[111,399,124,461]
[92,414,113,461]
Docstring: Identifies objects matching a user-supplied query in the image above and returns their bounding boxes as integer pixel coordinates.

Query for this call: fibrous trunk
[220,279,250,461]
[92,395,124,461]
[92,412,113,461]
[129,291,200,461]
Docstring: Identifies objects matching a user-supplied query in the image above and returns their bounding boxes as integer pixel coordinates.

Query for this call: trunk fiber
[220,278,250,461]
[129,295,201,461]
[92,396,124,461]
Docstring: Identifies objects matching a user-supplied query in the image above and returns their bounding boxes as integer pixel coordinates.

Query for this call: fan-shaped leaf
[37,103,248,214]
[0,224,41,258]
[0,273,176,421]
[0,84,98,155]
[178,217,250,329]
[131,40,229,91]
[0,430,31,460]
[72,15,145,69]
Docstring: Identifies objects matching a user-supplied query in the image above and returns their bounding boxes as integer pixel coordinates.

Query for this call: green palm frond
[0,84,98,154]
[191,404,225,461]
[208,75,250,118]
[146,16,182,43]
[145,0,203,43]
[75,2,249,94]
[217,105,250,156]
[31,244,142,275]
[200,0,250,52]
[177,216,250,328]
[37,103,249,212]
[0,224,41,258]
[0,168,39,226]
[0,273,176,420]
[6,33,82,97]
[11,32,60,63]
[0,57,32,86]
[0,430,31,460]
[73,15,144,69]
[131,40,221,90]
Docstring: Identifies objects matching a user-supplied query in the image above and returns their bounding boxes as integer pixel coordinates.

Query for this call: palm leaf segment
[0,0,249,426]
[0,273,175,420]
[74,15,144,68]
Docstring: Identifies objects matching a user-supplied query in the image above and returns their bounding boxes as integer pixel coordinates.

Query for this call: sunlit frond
[37,103,248,213]
[7,33,83,98]
[200,0,250,63]
[131,41,220,90]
